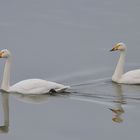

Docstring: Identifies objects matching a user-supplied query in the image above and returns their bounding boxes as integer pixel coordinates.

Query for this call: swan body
[116,69,140,84]
[0,49,69,94]
[9,79,69,94]
[111,42,140,84]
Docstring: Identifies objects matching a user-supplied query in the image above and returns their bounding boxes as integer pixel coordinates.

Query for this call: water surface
[0,0,140,140]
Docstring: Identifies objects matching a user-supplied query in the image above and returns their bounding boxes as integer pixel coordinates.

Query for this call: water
[0,0,140,139]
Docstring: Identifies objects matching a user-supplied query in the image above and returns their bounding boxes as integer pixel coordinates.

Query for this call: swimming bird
[110,42,140,84]
[0,49,69,94]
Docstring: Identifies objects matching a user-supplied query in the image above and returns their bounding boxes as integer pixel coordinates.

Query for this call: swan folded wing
[120,69,140,84]
[9,79,68,94]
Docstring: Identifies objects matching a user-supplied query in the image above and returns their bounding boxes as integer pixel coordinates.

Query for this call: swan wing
[9,79,69,94]
[120,69,140,84]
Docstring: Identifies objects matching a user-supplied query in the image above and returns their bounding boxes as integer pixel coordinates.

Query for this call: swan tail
[56,86,70,92]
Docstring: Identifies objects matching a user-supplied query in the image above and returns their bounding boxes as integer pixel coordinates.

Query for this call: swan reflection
[0,91,9,133]
[10,91,70,104]
[11,92,49,104]
[110,84,126,123]
[0,91,51,133]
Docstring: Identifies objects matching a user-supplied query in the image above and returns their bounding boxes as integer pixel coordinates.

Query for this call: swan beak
[0,51,3,58]
[110,46,118,52]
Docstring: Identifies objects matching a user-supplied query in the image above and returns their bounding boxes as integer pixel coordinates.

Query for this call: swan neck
[1,57,12,91]
[113,51,126,81]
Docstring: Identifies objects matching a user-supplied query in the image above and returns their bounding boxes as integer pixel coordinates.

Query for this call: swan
[0,49,70,94]
[0,92,9,133]
[110,42,140,84]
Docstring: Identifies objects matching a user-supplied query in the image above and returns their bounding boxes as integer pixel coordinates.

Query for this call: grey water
[0,0,140,139]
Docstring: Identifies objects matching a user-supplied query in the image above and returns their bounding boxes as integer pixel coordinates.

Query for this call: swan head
[0,49,11,58]
[110,42,127,52]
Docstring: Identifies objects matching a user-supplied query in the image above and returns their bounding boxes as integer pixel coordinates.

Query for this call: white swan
[0,92,9,133]
[0,49,70,94]
[110,42,140,84]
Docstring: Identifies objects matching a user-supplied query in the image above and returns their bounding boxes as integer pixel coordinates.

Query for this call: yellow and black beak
[0,51,4,58]
[110,43,122,52]
[110,47,117,51]
[110,45,120,52]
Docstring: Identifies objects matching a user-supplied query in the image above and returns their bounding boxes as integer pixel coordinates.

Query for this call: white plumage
[10,79,69,94]
[111,42,140,84]
[0,49,69,94]
[119,69,140,84]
